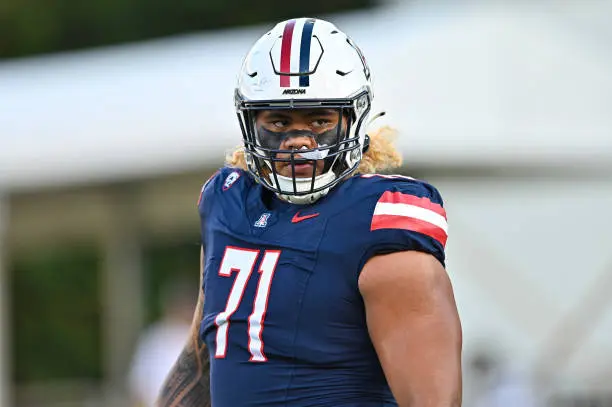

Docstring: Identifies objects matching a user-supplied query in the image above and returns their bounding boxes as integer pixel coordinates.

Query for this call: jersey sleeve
[197,168,224,247]
[360,179,448,268]
[197,169,220,208]
[197,166,246,247]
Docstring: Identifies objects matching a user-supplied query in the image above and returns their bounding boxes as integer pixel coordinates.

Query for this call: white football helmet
[235,17,374,204]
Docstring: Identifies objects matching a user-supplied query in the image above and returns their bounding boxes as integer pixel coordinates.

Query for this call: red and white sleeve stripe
[370,191,448,247]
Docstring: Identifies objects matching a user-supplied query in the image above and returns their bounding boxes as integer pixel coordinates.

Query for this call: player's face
[255,109,344,178]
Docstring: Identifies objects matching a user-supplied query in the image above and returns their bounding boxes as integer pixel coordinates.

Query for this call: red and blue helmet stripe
[279,18,316,88]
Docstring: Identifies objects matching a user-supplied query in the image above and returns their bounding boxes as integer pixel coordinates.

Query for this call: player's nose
[281,135,317,151]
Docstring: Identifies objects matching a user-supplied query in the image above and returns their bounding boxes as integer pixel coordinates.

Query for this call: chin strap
[273,172,336,204]
[277,190,329,205]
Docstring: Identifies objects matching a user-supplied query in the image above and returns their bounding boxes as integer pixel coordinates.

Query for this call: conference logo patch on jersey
[223,171,241,191]
[371,191,448,247]
[254,212,271,228]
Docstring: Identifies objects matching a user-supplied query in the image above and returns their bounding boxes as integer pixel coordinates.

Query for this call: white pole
[101,187,144,405]
[0,193,12,407]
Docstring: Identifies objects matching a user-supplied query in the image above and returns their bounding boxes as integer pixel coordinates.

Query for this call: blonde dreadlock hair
[225,126,403,175]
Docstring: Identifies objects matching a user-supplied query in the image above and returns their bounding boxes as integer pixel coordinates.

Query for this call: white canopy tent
[1,1,611,192]
[2,1,612,403]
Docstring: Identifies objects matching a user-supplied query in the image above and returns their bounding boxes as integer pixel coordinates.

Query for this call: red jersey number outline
[214,246,281,362]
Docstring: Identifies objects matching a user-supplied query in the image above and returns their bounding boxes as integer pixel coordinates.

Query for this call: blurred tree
[11,245,102,382]
[10,238,199,384]
[1,0,375,58]
[142,239,200,325]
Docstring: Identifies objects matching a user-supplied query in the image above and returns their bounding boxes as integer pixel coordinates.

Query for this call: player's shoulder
[197,166,252,208]
[339,173,448,267]
[205,166,249,190]
[345,173,444,206]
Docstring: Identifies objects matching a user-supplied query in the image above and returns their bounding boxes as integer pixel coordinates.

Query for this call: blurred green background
[1,0,371,58]
[11,241,201,384]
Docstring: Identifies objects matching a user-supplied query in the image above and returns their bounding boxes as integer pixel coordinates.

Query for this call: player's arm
[359,250,462,407]
[156,247,211,407]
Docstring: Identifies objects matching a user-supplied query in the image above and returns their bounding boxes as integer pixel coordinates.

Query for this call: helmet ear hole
[362,134,370,154]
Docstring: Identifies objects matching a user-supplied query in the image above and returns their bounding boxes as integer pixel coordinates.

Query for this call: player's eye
[270,120,288,129]
[311,119,331,128]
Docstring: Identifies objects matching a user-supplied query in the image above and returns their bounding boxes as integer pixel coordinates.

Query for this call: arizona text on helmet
[235,18,374,204]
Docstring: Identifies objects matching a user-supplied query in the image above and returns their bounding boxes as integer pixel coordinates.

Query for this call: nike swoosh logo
[291,211,320,223]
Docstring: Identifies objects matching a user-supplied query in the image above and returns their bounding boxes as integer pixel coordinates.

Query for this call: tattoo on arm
[157,247,210,407]
[156,332,211,407]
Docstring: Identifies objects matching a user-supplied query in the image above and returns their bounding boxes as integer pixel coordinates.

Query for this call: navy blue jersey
[198,167,447,407]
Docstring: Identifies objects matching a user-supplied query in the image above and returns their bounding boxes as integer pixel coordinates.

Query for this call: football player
[157,17,462,407]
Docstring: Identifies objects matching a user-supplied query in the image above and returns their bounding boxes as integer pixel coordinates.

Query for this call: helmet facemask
[236,92,371,204]
[234,18,375,203]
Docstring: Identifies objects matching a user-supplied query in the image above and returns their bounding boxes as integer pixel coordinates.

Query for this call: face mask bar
[261,108,349,195]
[236,91,371,196]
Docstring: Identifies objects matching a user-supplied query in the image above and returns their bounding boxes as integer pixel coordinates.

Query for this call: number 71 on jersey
[214,246,281,362]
